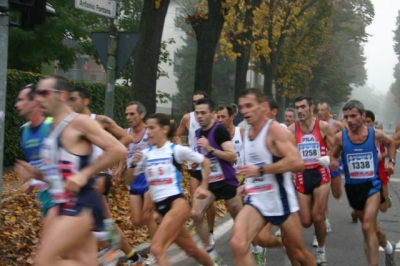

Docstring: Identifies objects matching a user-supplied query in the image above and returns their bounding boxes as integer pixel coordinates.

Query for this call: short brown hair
[239,88,267,103]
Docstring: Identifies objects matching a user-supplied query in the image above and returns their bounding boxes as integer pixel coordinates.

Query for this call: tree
[130,0,170,115]
[185,0,227,97]
[391,11,400,106]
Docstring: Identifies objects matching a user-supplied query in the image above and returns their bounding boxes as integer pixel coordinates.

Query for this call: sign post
[0,0,8,215]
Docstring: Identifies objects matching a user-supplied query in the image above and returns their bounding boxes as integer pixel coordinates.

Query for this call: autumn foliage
[0,166,228,265]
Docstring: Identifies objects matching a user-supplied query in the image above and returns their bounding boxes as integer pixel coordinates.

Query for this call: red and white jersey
[295,119,327,169]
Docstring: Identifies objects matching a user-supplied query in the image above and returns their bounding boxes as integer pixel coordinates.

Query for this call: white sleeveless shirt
[243,119,299,216]
[188,111,201,170]
[232,127,244,170]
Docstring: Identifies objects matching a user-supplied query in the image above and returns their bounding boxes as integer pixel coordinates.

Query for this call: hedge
[4,70,132,167]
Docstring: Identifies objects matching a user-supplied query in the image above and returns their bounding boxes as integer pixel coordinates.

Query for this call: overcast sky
[364,0,400,93]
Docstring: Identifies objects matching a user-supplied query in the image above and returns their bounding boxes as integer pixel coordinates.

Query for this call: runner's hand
[14,159,35,182]
[197,136,211,152]
[237,185,246,197]
[64,173,87,193]
[237,165,259,178]
[385,163,395,175]
[194,186,208,199]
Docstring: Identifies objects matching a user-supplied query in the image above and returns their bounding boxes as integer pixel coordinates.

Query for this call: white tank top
[243,119,299,216]
[126,127,149,166]
[232,127,244,170]
[90,114,111,174]
[188,111,200,149]
[187,111,201,170]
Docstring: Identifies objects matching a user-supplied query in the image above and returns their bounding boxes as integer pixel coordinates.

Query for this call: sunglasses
[36,88,61,97]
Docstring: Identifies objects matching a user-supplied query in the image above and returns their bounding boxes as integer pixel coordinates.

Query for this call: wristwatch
[259,166,264,175]
[389,158,396,164]
[209,147,216,154]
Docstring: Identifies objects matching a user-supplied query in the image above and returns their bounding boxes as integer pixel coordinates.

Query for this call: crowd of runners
[12,75,400,266]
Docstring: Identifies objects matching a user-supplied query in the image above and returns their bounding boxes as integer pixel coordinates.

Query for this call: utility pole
[0,0,9,213]
[104,5,118,119]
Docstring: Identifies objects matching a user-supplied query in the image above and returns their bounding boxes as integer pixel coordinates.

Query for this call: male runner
[175,91,217,246]
[191,98,243,263]
[288,96,335,265]
[123,101,158,265]
[364,110,392,213]
[284,108,296,127]
[15,84,57,221]
[68,87,144,264]
[331,100,396,266]
[15,76,127,265]
[317,101,345,234]
[231,88,315,266]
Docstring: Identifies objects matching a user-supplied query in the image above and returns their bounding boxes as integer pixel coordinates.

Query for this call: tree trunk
[234,52,250,102]
[261,57,274,96]
[192,0,226,97]
[130,0,170,115]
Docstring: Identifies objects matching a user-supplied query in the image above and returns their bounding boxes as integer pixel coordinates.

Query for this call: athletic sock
[384,241,393,254]
[316,246,325,253]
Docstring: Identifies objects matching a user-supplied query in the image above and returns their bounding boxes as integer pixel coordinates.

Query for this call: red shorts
[295,167,331,194]
[378,161,390,186]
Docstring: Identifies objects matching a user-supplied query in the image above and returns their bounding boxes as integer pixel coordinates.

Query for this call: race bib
[298,142,321,165]
[209,157,224,183]
[41,164,68,203]
[146,158,174,186]
[347,152,375,179]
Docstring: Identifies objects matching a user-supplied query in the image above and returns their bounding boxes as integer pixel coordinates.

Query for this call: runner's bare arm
[76,116,127,181]
[320,120,335,151]
[376,129,396,160]
[96,115,133,146]
[174,113,190,145]
[332,120,345,134]
[331,131,343,159]
[265,122,304,174]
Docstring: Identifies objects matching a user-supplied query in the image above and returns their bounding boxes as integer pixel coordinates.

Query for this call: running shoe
[253,248,266,266]
[275,228,281,237]
[315,251,327,266]
[312,236,318,248]
[351,211,358,223]
[385,241,397,266]
[388,196,393,209]
[144,253,156,266]
[325,219,332,233]
[127,254,143,266]
[209,232,216,249]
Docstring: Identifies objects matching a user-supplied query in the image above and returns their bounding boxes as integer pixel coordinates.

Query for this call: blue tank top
[342,127,380,187]
[21,117,53,168]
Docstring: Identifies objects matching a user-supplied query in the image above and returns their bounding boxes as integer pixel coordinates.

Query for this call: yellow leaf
[155,0,160,9]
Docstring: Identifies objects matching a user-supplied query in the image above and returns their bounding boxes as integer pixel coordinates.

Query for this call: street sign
[75,0,116,18]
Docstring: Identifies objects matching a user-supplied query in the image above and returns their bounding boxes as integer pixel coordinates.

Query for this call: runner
[284,108,296,127]
[331,100,396,266]
[15,84,57,223]
[123,101,158,265]
[364,110,392,213]
[127,113,217,266]
[68,87,144,265]
[175,91,217,247]
[288,96,335,266]
[231,88,315,266]
[191,98,243,263]
[14,76,127,265]
[317,101,345,235]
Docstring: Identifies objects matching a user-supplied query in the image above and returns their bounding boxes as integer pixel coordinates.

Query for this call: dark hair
[218,105,234,117]
[318,102,331,112]
[365,110,375,122]
[196,98,215,111]
[342,100,364,115]
[294,95,314,106]
[147,113,175,140]
[126,101,146,115]
[193,90,209,98]
[71,86,90,100]
[51,76,71,92]
[21,83,36,100]
[239,88,267,103]
[266,95,279,111]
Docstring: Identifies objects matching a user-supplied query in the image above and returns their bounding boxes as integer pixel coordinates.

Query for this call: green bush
[4,70,131,166]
